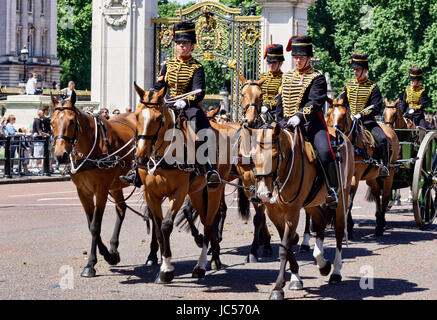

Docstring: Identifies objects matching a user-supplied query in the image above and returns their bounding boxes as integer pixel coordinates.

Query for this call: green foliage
[57,0,92,90]
[158,1,196,17]
[308,0,437,112]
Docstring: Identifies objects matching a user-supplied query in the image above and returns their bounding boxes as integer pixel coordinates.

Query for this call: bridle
[241,81,263,112]
[383,104,398,127]
[53,105,80,147]
[136,100,165,152]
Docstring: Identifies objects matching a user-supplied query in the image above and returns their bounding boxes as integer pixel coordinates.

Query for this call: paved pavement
[0,180,436,300]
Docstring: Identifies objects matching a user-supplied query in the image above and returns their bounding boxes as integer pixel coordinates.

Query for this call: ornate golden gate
[151,1,261,121]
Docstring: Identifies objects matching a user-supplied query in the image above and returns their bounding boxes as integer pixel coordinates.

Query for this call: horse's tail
[237,178,251,221]
[365,186,376,202]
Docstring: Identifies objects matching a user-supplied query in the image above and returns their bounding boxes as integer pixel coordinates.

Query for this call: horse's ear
[327,97,333,106]
[257,77,267,86]
[70,89,76,106]
[156,86,166,101]
[395,98,400,105]
[384,97,389,106]
[51,94,58,106]
[134,81,145,99]
[237,72,247,85]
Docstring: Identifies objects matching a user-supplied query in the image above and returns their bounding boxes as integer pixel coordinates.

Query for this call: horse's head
[251,122,281,203]
[326,97,350,133]
[206,106,220,122]
[238,73,266,128]
[51,90,78,164]
[134,83,166,164]
[383,98,401,128]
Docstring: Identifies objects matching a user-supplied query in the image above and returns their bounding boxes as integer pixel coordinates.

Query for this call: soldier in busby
[259,44,285,115]
[399,68,428,128]
[272,35,339,209]
[120,21,220,187]
[339,53,389,177]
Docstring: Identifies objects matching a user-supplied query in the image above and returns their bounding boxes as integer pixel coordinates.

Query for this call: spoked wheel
[412,131,437,229]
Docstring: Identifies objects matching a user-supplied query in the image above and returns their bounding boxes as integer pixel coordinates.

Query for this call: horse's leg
[76,188,98,277]
[307,206,332,278]
[367,179,384,236]
[347,180,359,238]
[246,204,264,263]
[156,187,188,284]
[106,189,127,266]
[145,218,159,266]
[299,212,311,253]
[329,191,347,285]
[217,192,227,244]
[270,218,294,300]
[81,188,111,277]
[380,175,394,233]
[260,207,273,257]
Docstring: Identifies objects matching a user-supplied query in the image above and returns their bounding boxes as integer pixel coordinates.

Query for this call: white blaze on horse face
[59,112,64,119]
[333,107,342,128]
[138,108,151,152]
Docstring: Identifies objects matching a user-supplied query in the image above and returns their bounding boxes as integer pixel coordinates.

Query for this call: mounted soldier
[121,21,220,188]
[400,67,428,129]
[259,44,284,117]
[274,35,339,209]
[339,53,389,177]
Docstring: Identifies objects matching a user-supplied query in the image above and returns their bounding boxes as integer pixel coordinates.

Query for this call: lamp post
[20,45,29,83]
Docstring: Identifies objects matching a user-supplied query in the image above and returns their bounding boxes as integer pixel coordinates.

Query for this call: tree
[57,0,92,90]
[308,0,437,112]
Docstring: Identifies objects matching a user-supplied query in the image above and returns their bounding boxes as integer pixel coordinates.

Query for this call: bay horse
[327,98,400,236]
[134,84,234,283]
[51,90,138,277]
[383,98,414,129]
[249,121,354,300]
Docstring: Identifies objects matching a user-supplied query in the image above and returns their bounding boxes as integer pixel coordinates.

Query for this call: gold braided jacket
[405,85,425,110]
[345,78,376,116]
[279,68,321,118]
[164,56,203,101]
[259,71,283,107]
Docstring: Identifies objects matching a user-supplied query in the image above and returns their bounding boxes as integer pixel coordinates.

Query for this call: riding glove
[353,113,362,120]
[174,100,187,110]
[287,115,300,128]
[261,106,269,114]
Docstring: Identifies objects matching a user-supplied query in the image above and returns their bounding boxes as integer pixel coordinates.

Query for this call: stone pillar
[91,0,157,112]
[255,0,316,73]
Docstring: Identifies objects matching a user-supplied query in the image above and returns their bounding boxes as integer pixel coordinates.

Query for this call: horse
[51,90,139,278]
[134,83,234,283]
[326,98,400,236]
[248,120,354,300]
[383,98,413,129]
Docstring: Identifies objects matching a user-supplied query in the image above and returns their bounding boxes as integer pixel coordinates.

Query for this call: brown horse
[51,91,138,277]
[248,121,354,300]
[134,84,234,283]
[238,73,266,128]
[326,98,400,236]
[383,98,414,129]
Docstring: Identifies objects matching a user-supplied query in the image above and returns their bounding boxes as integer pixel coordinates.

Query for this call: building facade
[0,0,61,89]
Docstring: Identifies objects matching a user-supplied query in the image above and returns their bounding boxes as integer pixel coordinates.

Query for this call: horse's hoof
[328,274,342,285]
[145,256,158,267]
[246,253,259,263]
[192,266,206,279]
[289,280,303,290]
[299,244,310,253]
[292,233,299,246]
[106,251,120,265]
[319,261,332,277]
[154,271,174,284]
[262,247,273,257]
[393,200,401,206]
[269,290,285,300]
[210,259,222,271]
[81,267,96,278]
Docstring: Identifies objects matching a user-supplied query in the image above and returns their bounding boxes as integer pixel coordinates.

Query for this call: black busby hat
[173,21,196,44]
[264,44,285,62]
[351,53,369,70]
[286,35,313,57]
[409,67,423,81]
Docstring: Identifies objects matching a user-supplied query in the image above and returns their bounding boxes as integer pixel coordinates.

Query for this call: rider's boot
[205,159,221,189]
[378,144,390,178]
[323,162,339,210]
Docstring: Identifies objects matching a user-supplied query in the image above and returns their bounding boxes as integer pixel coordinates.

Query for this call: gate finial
[295,20,299,36]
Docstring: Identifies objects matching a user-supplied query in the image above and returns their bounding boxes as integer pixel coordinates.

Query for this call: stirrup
[206,170,221,189]
[326,188,338,209]
[378,165,390,178]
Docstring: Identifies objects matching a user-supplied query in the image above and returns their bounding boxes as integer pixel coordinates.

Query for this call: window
[16,31,21,55]
[27,0,32,12]
[16,0,21,11]
[41,0,44,14]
